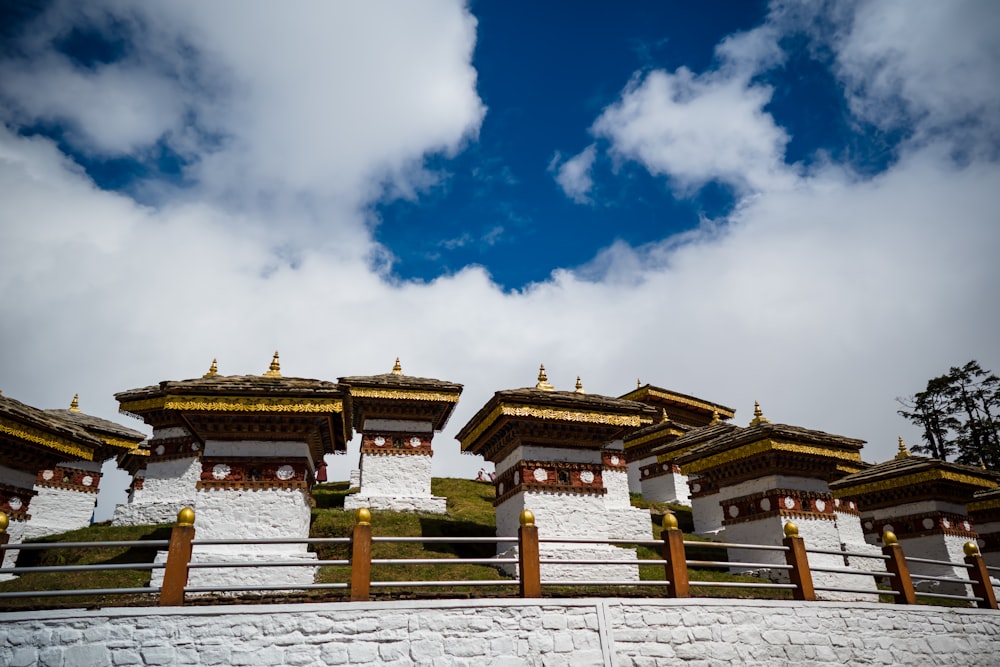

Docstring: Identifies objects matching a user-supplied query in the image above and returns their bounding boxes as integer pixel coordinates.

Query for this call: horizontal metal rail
[806,547,889,561]
[809,565,889,577]
[372,536,517,544]
[187,560,350,569]
[905,556,972,568]
[0,562,163,575]
[539,580,672,586]
[909,573,976,585]
[370,558,517,566]
[812,586,891,596]
[684,541,789,552]
[371,580,518,588]
[191,537,351,546]
[538,559,667,566]
[917,591,983,602]
[685,560,792,571]
[986,564,1000,575]
[688,581,797,590]
[0,587,160,599]
[183,583,350,593]
[1,540,169,551]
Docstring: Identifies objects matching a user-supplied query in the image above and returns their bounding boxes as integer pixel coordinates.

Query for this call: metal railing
[1,508,997,610]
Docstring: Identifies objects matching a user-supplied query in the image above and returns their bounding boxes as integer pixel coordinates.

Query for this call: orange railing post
[518,510,541,598]
[881,529,917,604]
[661,513,689,598]
[782,521,816,601]
[159,507,196,606]
[0,512,10,567]
[963,541,998,610]
[350,508,372,602]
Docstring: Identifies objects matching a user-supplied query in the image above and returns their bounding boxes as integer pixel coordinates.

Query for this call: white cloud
[551,144,597,204]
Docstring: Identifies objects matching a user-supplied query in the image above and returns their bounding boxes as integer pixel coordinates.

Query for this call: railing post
[0,512,10,564]
[350,508,372,602]
[661,513,689,597]
[963,541,998,610]
[782,521,816,601]
[881,529,916,604]
[518,509,541,598]
[159,507,195,606]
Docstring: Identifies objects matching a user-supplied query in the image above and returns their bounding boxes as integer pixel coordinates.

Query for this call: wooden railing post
[350,508,372,602]
[518,509,541,598]
[0,511,10,565]
[159,507,195,606]
[661,513,689,598]
[782,521,816,601]
[881,529,916,604]
[963,541,998,610]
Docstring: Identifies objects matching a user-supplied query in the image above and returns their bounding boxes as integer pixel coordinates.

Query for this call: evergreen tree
[897,360,1000,466]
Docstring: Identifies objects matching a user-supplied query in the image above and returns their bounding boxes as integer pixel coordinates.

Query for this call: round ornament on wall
[610,455,620,465]
[155,444,165,455]
[276,465,295,480]
[82,476,93,487]
[42,470,54,481]
[728,505,739,518]
[513,471,519,485]
[814,499,826,512]
[8,496,22,510]
[783,496,795,509]
[374,436,386,447]
[212,464,231,480]
[410,437,421,447]
[760,497,771,511]
[533,468,548,482]
[922,518,935,530]
[580,470,594,484]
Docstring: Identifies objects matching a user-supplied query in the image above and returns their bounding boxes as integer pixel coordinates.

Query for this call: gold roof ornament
[637,378,642,389]
[980,458,987,470]
[749,400,770,426]
[574,376,585,394]
[392,357,403,375]
[263,351,281,378]
[203,358,218,378]
[535,364,554,391]
[69,393,81,413]
[895,436,910,459]
[710,409,720,425]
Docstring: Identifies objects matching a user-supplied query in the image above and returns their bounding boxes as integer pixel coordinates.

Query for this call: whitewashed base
[900,533,975,597]
[112,501,185,526]
[0,520,27,581]
[150,548,319,594]
[21,486,97,540]
[344,494,447,514]
[606,507,653,541]
[641,471,691,506]
[497,544,640,582]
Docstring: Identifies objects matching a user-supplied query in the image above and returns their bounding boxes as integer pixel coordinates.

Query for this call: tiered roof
[619,383,735,428]
[339,358,462,431]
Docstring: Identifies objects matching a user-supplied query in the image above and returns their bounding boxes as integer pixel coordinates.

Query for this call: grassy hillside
[0,479,789,610]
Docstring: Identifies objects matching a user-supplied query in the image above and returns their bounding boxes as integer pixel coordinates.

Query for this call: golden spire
[69,393,81,412]
[392,357,403,375]
[895,436,910,459]
[979,457,987,470]
[710,409,720,425]
[203,358,218,378]
[263,351,281,377]
[535,364,554,391]
[574,376,585,394]
[749,400,770,426]
[637,378,642,389]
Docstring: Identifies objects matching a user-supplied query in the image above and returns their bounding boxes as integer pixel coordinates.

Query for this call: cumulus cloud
[550,144,597,203]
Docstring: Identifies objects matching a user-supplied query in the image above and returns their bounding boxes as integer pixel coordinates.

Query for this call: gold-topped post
[69,393,81,413]
[750,400,770,426]
[0,511,8,558]
[964,540,999,609]
[203,358,218,378]
[782,521,815,601]
[518,509,541,597]
[351,508,373,601]
[881,527,916,604]
[661,512,689,598]
[263,351,281,377]
[535,364,554,391]
[391,357,403,375]
[159,507,196,606]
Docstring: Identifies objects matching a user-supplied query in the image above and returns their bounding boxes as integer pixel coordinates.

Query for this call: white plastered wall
[112,456,202,526]
[346,453,446,513]
[641,470,690,506]
[898,533,975,597]
[21,487,97,540]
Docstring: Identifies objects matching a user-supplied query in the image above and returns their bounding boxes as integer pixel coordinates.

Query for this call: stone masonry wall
[1,598,998,666]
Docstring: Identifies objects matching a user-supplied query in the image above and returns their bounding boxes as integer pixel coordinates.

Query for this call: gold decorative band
[681,438,863,475]
[0,419,95,460]
[119,395,343,414]
[349,388,460,402]
[461,403,654,450]
[833,469,998,499]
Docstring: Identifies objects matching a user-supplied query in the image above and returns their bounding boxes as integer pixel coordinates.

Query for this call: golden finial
[176,507,195,527]
[895,436,910,459]
[0,511,8,533]
[979,458,987,470]
[535,364,554,391]
[263,351,281,377]
[662,512,678,531]
[710,409,720,425]
[203,358,218,378]
[750,400,770,426]
[391,357,402,375]
[574,376,585,394]
[964,541,981,557]
[356,507,371,525]
[519,509,535,527]
[783,521,799,538]
[637,378,641,389]
[69,393,81,412]
[882,528,898,546]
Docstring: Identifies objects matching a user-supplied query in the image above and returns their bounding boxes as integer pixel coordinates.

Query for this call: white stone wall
[21,487,96,540]
[834,510,885,574]
[358,453,432,497]
[605,507,653,542]
[626,456,643,493]
[602,468,632,509]
[900,533,976,597]
[0,519,27,580]
[3,598,1000,666]
[691,490,724,536]
[113,456,202,526]
[640,470,690,505]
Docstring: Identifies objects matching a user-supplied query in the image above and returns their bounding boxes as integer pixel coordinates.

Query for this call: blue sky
[0,1,998,519]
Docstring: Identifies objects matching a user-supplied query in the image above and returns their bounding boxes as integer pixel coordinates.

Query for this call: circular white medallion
[922,518,935,530]
[814,499,826,512]
[42,470,54,481]
[497,482,504,495]
[8,496,22,510]
[834,498,841,507]
[212,464,231,480]
[276,465,295,480]
[610,455,620,465]
[760,497,771,511]
[580,470,595,484]
[374,436,386,446]
[963,521,971,531]
[691,483,701,493]
[192,442,200,451]
[410,437,421,447]
[728,505,739,518]
[82,476,93,487]
[783,496,795,510]
[642,469,649,477]
[155,444,165,455]
[533,468,548,482]
[942,518,951,528]
[513,471,519,485]
[662,463,670,472]
[864,521,873,530]
[849,501,856,510]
